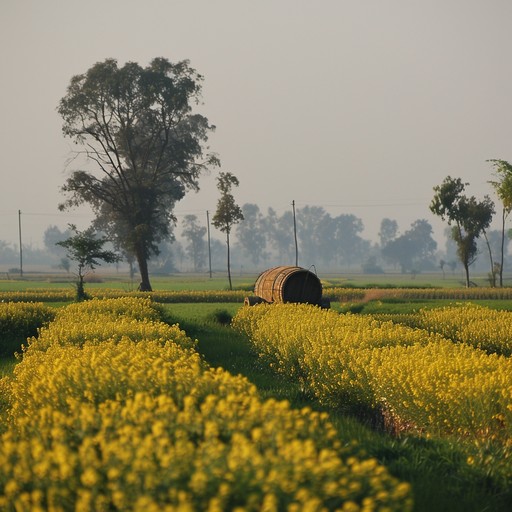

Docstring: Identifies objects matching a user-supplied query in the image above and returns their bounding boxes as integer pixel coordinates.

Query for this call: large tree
[430,176,494,287]
[212,172,243,290]
[57,57,218,291]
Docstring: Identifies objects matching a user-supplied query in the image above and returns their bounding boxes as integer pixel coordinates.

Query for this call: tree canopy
[56,224,120,301]
[57,57,218,291]
[488,159,512,286]
[381,219,437,273]
[430,176,494,287]
[212,172,243,290]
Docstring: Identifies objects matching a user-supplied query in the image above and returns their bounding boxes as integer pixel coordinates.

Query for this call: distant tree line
[176,205,443,275]
[0,203,510,281]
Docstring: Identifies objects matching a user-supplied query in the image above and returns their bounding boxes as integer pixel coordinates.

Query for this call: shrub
[205,308,233,326]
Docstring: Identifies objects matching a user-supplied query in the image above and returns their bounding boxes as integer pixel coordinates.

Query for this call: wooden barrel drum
[253,266,322,305]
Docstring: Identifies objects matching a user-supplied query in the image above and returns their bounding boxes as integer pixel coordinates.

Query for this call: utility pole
[206,210,212,278]
[18,209,23,277]
[292,200,298,266]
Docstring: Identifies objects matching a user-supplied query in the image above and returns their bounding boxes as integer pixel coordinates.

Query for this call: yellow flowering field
[0,301,56,356]
[0,288,249,304]
[0,289,75,302]
[405,303,512,356]
[324,287,512,302]
[232,303,512,481]
[3,285,512,305]
[0,297,412,511]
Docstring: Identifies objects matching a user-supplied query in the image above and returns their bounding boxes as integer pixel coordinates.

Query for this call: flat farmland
[0,276,511,511]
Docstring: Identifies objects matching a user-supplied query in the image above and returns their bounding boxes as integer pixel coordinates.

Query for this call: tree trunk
[135,247,152,292]
[226,231,232,290]
[463,262,471,288]
[500,207,506,287]
[483,231,496,287]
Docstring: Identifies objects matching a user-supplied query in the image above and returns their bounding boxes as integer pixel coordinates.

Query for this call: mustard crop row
[373,303,512,356]
[3,285,512,305]
[401,303,512,356]
[0,302,56,356]
[232,304,512,481]
[324,287,512,302]
[0,289,249,303]
[0,297,411,511]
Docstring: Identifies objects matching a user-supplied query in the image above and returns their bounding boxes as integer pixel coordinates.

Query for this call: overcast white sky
[1,0,512,250]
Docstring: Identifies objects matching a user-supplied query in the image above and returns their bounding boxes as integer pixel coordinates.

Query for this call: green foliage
[205,308,233,325]
[488,159,512,211]
[430,176,494,287]
[212,172,244,290]
[211,172,244,234]
[56,224,120,301]
[381,219,437,273]
[487,159,512,287]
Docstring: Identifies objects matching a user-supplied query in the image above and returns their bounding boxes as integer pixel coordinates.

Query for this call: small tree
[487,159,512,286]
[56,224,120,301]
[211,172,243,290]
[439,259,444,277]
[430,176,494,287]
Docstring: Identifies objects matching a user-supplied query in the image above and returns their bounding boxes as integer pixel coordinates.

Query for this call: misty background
[1,0,512,274]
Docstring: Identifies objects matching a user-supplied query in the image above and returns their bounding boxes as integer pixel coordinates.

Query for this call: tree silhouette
[212,172,243,290]
[430,176,494,287]
[58,57,218,291]
[56,225,120,301]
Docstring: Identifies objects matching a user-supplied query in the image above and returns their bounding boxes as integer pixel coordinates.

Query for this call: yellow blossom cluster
[0,301,56,356]
[0,297,412,511]
[0,301,55,334]
[232,304,512,444]
[22,297,195,354]
[409,303,512,356]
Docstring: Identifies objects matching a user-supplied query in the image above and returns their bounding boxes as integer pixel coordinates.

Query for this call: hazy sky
[2,0,512,250]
